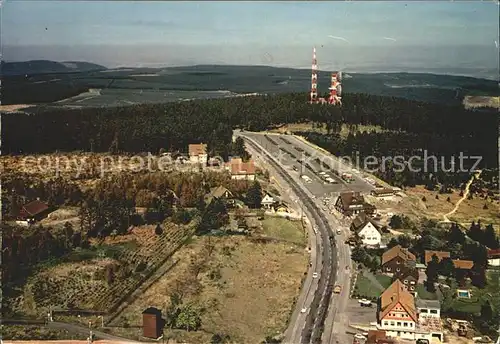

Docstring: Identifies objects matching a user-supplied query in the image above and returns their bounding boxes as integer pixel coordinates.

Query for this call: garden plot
[14,223,196,316]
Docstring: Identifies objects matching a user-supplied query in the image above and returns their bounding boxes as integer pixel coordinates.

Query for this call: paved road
[243,132,374,197]
[237,130,375,344]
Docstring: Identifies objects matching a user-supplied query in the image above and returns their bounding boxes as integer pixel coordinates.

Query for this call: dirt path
[442,170,482,222]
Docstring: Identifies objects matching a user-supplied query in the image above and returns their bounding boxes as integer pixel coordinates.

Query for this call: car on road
[333,285,342,294]
[312,272,319,278]
[300,307,307,313]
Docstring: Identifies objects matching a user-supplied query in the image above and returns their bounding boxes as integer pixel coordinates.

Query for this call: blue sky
[3,1,499,76]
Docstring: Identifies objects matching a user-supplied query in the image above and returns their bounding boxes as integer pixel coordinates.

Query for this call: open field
[367,186,500,227]
[9,223,195,317]
[463,95,500,109]
[268,122,390,139]
[260,217,306,245]
[107,235,308,343]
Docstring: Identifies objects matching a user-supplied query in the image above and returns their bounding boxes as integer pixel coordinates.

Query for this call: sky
[3,1,500,76]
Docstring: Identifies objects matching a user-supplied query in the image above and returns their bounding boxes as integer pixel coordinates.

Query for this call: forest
[3,92,497,189]
[1,170,255,287]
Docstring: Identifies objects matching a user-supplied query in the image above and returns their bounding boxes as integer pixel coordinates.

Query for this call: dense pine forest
[2,92,498,187]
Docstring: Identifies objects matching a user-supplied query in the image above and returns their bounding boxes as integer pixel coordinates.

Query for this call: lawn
[446,271,500,315]
[107,235,308,343]
[374,274,393,289]
[353,273,391,301]
[261,216,306,245]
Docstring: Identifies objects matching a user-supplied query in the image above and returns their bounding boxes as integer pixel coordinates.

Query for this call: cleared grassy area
[353,274,383,301]
[374,274,393,289]
[109,235,308,343]
[261,217,306,245]
[267,122,390,139]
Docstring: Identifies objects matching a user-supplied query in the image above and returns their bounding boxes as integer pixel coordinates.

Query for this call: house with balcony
[350,212,382,247]
[392,266,419,295]
[381,245,416,274]
[378,280,418,340]
[335,191,375,216]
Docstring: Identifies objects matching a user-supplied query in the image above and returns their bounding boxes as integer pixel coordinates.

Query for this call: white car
[312,272,319,278]
[300,307,307,313]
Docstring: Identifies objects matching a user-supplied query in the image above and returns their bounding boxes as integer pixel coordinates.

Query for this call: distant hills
[1,60,106,76]
[2,61,499,107]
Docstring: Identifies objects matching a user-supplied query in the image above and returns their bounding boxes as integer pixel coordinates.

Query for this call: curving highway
[236,130,375,344]
[237,132,339,343]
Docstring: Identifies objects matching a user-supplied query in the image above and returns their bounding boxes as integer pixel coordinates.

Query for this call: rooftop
[20,199,49,217]
[424,250,450,264]
[379,280,417,322]
[382,245,417,265]
[230,158,256,175]
[188,143,207,156]
[416,298,441,309]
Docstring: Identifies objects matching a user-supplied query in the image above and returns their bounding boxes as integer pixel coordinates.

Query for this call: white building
[261,194,275,209]
[350,213,382,246]
[188,143,208,165]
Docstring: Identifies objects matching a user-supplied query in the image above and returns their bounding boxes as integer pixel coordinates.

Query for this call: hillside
[1,62,499,107]
[1,60,106,76]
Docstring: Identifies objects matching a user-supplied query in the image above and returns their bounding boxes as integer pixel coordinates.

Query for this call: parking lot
[345,298,377,326]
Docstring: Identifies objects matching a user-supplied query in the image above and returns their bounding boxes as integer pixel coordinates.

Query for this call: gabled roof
[230,158,256,175]
[379,280,417,322]
[188,143,207,156]
[382,245,416,265]
[208,186,233,199]
[488,249,500,259]
[424,250,451,264]
[261,193,275,204]
[351,213,380,233]
[21,200,49,217]
[452,259,474,270]
[338,191,365,210]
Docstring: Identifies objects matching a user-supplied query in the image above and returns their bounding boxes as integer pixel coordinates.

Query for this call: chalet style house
[378,281,444,342]
[378,280,418,340]
[205,186,234,206]
[261,194,276,209]
[381,245,416,274]
[229,158,256,181]
[335,191,375,216]
[17,199,50,224]
[188,143,208,165]
[350,213,382,247]
[392,266,419,295]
